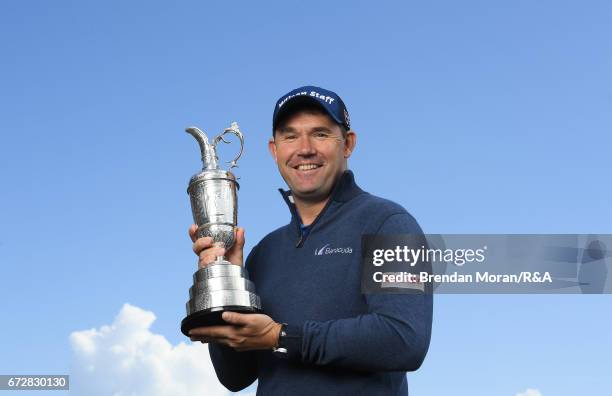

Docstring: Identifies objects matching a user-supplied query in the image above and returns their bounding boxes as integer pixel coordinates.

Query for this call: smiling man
[189,86,433,395]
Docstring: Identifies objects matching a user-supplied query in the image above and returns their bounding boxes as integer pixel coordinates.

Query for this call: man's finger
[222,311,250,326]
[189,325,234,339]
[188,224,198,243]
[193,237,214,255]
[190,336,214,344]
[198,248,226,268]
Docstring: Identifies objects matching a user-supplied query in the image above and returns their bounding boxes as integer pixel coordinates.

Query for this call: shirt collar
[278,170,364,224]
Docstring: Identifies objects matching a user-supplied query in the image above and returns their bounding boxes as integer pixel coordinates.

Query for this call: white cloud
[69,303,231,396]
[516,389,542,396]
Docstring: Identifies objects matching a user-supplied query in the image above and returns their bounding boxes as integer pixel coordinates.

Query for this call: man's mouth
[293,163,323,171]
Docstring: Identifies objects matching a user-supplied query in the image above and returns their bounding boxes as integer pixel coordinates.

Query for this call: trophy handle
[213,122,244,170]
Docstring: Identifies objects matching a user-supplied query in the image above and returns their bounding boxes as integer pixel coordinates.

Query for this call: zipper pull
[295,235,303,248]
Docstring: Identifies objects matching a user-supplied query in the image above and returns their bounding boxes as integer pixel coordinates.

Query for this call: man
[188,86,433,395]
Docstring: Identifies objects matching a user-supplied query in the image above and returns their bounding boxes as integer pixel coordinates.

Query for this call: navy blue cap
[272,85,351,133]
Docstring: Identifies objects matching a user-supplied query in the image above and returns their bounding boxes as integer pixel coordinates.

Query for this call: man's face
[269,110,356,202]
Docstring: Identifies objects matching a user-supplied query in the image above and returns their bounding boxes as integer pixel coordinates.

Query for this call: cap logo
[278,91,308,108]
[277,90,335,108]
[309,90,335,105]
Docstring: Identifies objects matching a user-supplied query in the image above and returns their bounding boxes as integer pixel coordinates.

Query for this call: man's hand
[189,224,245,269]
[189,311,282,351]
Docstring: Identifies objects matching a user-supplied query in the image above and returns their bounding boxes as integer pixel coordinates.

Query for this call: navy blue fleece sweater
[209,170,433,395]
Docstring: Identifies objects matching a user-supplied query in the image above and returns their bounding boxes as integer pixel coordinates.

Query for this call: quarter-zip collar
[278,170,365,247]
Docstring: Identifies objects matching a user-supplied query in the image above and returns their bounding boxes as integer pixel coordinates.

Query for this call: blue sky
[1,1,610,395]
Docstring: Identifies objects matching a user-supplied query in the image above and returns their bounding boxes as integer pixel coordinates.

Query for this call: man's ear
[268,137,277,163]
[344,130,357,158]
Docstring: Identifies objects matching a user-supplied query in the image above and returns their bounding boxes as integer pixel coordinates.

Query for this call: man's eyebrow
[276,127,296,134]
[311,127,333,133]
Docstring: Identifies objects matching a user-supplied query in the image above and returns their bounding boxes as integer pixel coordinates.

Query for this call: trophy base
[181,306,262,336]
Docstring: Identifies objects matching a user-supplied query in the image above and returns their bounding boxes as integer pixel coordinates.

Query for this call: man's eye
[284,135,297,141]
[314,132,329,138]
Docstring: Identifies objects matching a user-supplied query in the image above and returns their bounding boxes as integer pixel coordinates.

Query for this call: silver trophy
[181,122,262,336]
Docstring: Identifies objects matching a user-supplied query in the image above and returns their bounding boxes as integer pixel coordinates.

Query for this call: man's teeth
[297,164,320,170]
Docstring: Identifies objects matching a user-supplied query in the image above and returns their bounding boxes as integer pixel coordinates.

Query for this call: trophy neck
[185,126,220,170]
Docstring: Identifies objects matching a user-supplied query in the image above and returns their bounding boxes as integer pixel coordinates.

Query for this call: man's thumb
[227,227,245,265]
[234,227,245,249]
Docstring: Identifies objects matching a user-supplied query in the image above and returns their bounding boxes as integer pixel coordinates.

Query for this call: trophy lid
[187,169,239,195]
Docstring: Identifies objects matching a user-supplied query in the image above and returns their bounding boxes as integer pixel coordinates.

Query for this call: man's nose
[296,135,316,155]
